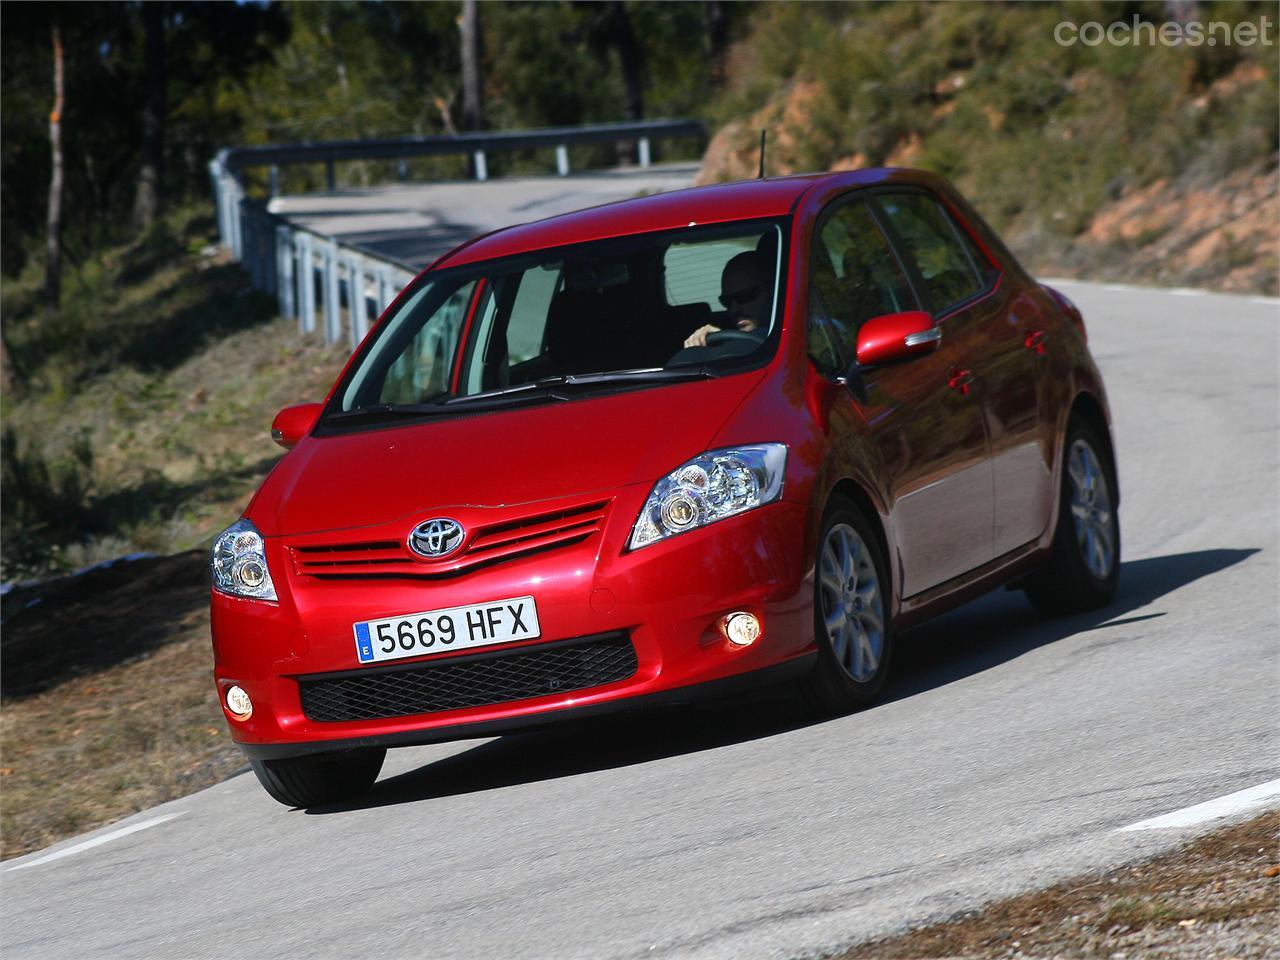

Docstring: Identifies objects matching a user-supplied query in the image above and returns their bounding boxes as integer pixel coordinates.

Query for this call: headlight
[629,444,787,550]
[211,519,278,601]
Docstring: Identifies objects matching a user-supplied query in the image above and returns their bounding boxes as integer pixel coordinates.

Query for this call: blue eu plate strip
[354,622,374,663]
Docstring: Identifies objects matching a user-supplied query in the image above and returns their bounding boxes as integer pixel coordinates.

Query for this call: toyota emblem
[408,518,465,559]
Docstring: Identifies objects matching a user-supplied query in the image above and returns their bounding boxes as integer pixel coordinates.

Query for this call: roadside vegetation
[697,2,1278,293]
[1,204,349,582]
[0,206,348,857]
[839,811,1279,959]
[1,551,240,859]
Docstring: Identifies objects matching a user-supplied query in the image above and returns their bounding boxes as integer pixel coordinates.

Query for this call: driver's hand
[683,324,719,348]
[737,318,758,332]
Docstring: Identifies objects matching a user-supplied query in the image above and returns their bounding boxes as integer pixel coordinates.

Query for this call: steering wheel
[703,329,761,347]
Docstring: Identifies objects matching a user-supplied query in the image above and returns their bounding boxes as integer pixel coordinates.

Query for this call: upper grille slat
[289,500,610,581]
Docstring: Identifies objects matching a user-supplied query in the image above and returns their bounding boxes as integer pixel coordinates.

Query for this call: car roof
[432,168,924,269]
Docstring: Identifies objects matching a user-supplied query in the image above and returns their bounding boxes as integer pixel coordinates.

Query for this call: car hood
[248,373,766,537]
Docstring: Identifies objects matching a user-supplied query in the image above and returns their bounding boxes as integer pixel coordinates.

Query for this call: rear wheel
[799,500,893,714]
[1024,418,1120,615]
[249,748,385,808]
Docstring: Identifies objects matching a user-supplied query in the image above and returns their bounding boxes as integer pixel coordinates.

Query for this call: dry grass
[0,552,245,859]
[838,811,1280,959]
[1,204,354,858]
[1,204,352,582]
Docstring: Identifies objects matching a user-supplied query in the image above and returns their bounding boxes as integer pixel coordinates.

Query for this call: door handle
[948,367,974,397]
[1024,330,1047,355]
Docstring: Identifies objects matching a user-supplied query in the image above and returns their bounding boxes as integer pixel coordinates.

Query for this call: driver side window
[808,200,918,370]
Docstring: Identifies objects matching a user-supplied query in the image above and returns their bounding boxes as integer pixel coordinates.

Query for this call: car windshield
[330,218,787,421]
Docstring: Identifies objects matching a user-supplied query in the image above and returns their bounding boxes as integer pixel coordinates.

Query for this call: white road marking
[6,812,185,871]
[1039,277,1279,305]
[1118,779,1280,832]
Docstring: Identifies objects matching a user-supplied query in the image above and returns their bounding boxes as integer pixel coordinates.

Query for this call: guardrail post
[555,144,569,177]
[244,207,260,288]
[325,157,336,192]
[269,165,280,198]
[253,209,268,289]
[231,191,245,260]
[346,252,367,345]
[397,159,408,182]
[277,225,295,319]
[208,160,228,248]
[377,265,394,313]
[324,239,342,343]
[472,150,488,182]
[638,136,651,168]
[298,233,316,333]
[262,213,277,296]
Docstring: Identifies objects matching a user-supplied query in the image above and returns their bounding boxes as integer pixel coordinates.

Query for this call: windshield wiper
[327,367,719,423]
[442,379,569,406]
[328,387,574,423]
[324,401,456,423]
[441,368,717,406]
[555,366,720,386]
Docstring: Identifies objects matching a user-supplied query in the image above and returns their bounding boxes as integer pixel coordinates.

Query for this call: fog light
[723,612,761,647]
[225,685,253,719]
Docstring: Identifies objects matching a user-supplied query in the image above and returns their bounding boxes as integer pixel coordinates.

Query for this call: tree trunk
[460,0,484,132]
[704,1,729,79]
[0,331,16,394]
[608,1,644,165]
[610,2,644,122]
[133,1,166,230]
[44,24,64,315]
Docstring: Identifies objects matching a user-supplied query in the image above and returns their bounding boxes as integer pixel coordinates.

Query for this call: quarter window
[876,193,983,312]
[378,281,475,404]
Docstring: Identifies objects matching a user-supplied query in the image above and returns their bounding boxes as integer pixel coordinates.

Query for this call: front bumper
[212,495,814,759]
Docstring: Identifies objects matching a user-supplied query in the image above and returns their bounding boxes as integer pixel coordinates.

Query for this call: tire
[799,499,893,715]
[249,748,386,808]
[1024,417,1120,615]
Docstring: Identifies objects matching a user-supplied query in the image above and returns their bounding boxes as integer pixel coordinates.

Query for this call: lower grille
[298,633,638,723]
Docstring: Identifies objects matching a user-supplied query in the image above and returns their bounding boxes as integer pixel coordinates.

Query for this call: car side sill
[895,538,1048,632]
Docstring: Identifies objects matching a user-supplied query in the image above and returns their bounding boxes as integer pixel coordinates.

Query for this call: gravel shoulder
[838,812,1279,960]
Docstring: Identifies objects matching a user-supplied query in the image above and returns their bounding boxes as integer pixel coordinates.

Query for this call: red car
[211,169,1119,807]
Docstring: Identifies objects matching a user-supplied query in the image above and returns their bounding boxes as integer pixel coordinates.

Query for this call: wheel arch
[1068,390,1119,505]
[826,477,894,603]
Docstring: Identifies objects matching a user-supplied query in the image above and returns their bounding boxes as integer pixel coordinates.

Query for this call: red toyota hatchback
[211,169,1119,807]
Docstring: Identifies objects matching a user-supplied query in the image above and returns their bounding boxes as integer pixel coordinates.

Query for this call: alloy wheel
[818,523,884,682]
[1067,438,1116,580]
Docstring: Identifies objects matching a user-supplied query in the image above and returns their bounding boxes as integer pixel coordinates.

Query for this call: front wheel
[1024,418,1120,615]
[799,500,893,715]
[250,748,386,808]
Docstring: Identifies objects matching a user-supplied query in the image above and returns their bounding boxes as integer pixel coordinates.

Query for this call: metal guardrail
[209,119,705,347]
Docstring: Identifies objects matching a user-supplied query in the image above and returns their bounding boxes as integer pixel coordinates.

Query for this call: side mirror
[855,310,941,368]
[271,403,322,449]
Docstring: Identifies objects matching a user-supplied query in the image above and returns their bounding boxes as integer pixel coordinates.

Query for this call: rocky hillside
[697,3,1278,294]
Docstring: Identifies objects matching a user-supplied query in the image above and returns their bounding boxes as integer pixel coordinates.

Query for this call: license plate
[353,595,541,665]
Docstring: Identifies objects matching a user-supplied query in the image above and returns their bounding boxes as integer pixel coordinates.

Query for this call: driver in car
[683,251,772,349]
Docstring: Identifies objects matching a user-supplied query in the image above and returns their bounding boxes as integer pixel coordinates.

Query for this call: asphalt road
[3,280,1277,959]
[267,163,700,269]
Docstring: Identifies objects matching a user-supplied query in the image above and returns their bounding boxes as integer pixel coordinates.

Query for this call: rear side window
[664,236,762,309]
[809,200,918,369]
[876,193,983,313]
[504,263,562,364]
